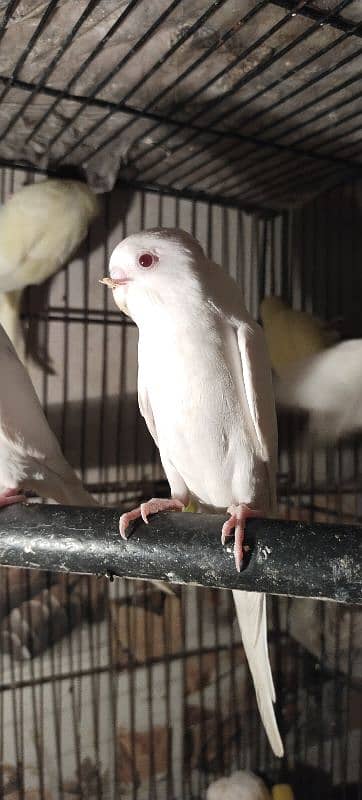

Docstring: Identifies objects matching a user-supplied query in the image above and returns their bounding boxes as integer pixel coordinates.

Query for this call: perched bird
[274,339,362,443]
[260,296,338,377]
[207,770,271,799]
[0,178,99,360]
[101,228,283,756]
[0,322,97,507]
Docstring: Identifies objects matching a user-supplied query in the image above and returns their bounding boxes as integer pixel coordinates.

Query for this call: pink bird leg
[221,503,261,572]
[0,488,26,508]
[119,497,184,539]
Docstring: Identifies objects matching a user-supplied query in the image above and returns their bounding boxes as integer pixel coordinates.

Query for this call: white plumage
[207,770,271,800]
[0,178,99,359]
[0,322,96,506]
[274,339,362,443]
[103,228,283,757]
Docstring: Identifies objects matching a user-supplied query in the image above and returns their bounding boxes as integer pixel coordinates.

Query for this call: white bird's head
[100,228,207,320]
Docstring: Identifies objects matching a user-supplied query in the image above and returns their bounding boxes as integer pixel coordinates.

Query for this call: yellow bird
[0,178,100,360]
[260,296,338,377]
[271,786,294,800]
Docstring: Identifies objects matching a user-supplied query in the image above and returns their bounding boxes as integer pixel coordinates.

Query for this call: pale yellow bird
[260,296,338,377]
[0,178,100,360]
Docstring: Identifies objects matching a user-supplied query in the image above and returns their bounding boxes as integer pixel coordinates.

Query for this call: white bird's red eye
[138,252,155,269]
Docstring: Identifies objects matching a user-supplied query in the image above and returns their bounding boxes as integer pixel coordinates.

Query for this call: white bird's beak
[99,276,130,288]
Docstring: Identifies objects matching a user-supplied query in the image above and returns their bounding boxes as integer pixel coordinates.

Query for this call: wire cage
[0,1,361,799]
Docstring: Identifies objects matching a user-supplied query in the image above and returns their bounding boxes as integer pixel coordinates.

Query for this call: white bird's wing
[0,326,62,461]
[234,322,282,755]
[232,322,282,755]
[236,320,278,507]
[138,375,159,447]
[0,325,95,505]
[205,260,278,505]
[138,365,184,597]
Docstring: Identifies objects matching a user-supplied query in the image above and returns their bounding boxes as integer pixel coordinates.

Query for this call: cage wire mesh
[0,0,360,798]
[0,168,359,800]
[0,0,361,208]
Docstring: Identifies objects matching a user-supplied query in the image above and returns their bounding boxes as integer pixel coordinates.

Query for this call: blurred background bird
[207,770,272,800]
[0,176,99,363]
[0,320,97,507]
[260,297,339,377]
[0,319,102,658]
[274,339,362,444]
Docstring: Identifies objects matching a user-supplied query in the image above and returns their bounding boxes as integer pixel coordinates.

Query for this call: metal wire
[24,0,143,146]
[0,0,59,107]
[119,1,360,183]
[52,0,230,165]
[0,0,361,795]
[61,0,270,164]
[0,0,360,209]
[0,180,360,796]
[0,0,99,143]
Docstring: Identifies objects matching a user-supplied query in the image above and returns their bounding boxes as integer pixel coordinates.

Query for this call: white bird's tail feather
[232,589,284,757]
[51,481,98,506]
[39,470,98,507]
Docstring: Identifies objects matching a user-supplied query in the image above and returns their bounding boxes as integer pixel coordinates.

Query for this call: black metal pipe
[0,505,360,604]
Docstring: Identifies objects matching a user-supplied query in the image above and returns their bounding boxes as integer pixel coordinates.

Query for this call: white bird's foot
[119,497,184,539]
[221,503,261,573]
[0,488,26,508]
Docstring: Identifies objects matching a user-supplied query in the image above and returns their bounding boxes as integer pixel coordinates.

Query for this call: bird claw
[119,497,184,539]
[0,489,27,508]
[221,503,261,572]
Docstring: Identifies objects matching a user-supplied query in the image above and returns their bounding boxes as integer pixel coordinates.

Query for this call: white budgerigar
[101,228,283,757]
[274,339,362,443]
[0,322,97,507]
[0,178,99,360]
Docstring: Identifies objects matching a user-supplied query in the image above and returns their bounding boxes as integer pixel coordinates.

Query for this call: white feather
[274,339,362,442]
[0,323,96,506]
[207,769,271,800]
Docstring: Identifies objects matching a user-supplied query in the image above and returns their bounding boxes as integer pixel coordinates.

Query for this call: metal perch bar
[0,505,360,604]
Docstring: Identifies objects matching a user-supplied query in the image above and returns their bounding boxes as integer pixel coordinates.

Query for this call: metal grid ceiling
[0,0,361,211]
